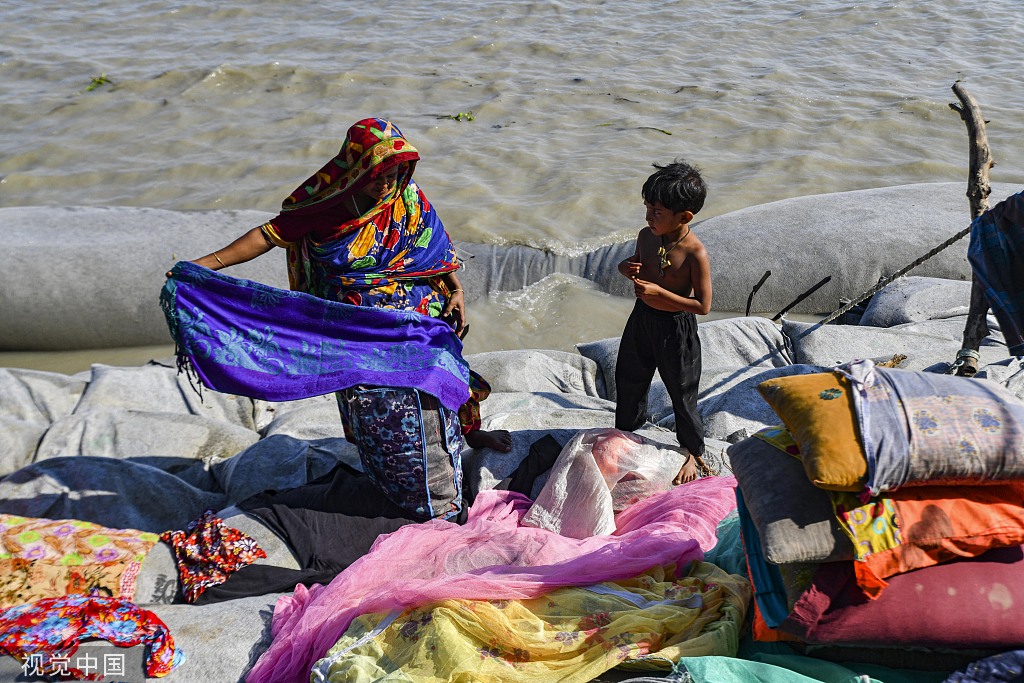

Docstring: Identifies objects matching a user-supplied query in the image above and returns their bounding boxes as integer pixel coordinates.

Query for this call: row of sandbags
[3,275,1022,530]
[6,183,1020,351]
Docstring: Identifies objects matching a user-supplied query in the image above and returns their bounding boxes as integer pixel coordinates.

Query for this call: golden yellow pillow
[756,372,867,491]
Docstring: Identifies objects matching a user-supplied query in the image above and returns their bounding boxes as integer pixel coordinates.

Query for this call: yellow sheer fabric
[311,562,749,683]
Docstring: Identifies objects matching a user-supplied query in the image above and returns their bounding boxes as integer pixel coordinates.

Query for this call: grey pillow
[728,435,853,564]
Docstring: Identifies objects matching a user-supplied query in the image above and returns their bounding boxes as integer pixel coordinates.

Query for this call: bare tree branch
[949,80,995,219]
[950,81,995,377]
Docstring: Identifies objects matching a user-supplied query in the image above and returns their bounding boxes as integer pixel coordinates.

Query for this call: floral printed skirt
[337,386,463,521]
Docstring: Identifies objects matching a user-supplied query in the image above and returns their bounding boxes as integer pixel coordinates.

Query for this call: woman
[191,118,511,453]
[179,118,514,522]
[201,119,463,327]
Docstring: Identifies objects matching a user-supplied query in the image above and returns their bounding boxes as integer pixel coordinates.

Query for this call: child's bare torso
[635,227,703,306]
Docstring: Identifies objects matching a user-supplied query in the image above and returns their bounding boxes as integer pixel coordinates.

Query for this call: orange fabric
[852,481,1024,593]
[852,562,889,600]
[757,372,867,492]
[751,599,802,643]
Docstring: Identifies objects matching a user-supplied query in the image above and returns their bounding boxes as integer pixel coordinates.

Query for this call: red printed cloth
[0,594,183,679]
[160,509,266,603]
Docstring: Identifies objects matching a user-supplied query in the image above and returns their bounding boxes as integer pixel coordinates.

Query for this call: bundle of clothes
[0,515,183,678]
[731,358,1024,671]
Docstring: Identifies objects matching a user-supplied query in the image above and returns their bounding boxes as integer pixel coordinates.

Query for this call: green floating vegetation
[438,111,475,122]
[83,73,113,92]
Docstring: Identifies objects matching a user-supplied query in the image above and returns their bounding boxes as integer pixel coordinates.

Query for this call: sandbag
[0,457,225,533]
[77,363,257,430]
[5,183,1019,351]
[0,418,48,478]
[0,367,87,424]
[783,318,1009,372]
[699,182,1018,315]
[34,408,259,464]
[0,368,90,476]
[254,398,349,440]
[859,276,972,327]
[465,349,604,397]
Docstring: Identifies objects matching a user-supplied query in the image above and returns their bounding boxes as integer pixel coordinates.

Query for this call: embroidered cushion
[756,372,867,491]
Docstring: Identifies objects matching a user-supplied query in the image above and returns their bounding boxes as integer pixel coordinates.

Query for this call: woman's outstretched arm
[192,226,276,271]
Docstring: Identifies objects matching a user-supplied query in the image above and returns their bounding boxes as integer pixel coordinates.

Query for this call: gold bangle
[213,251,226,268]
[450,288,463,294]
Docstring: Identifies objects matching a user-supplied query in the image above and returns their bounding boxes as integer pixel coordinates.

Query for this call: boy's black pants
[614,300,704,456]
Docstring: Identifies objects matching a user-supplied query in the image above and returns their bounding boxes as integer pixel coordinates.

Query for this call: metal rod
[745,270,772,317]
[772,276,832,322]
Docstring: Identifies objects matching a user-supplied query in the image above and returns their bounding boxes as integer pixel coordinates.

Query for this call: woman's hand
[442,289,467,338]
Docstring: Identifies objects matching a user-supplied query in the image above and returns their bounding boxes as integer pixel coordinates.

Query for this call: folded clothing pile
[729,360,1024,662]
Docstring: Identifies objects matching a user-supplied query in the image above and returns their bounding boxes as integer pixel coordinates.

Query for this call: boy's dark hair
[641,159,707,215]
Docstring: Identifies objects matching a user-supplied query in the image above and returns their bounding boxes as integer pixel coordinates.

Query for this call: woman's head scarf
[282,118,421,216]
[271,118,459,315]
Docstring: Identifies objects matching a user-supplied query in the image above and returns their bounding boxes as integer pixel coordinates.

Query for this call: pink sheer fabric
[245,475,738,683]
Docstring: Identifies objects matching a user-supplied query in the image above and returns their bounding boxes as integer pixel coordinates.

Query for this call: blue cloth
[736,488,791,628]
[968,190,1024,356]
[944,650,1024,682]
[160,261,470,411]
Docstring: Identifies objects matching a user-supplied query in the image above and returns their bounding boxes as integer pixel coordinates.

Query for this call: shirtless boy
[614,160,712,485]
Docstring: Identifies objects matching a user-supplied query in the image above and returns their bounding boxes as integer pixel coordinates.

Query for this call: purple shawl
[160,261,470,411]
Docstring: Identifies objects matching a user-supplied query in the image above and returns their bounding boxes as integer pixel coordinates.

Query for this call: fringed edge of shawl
[160,274,205,403]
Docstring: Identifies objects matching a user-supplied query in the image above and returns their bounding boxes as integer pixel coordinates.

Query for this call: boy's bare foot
[672,453,700,485]
[465,429,513,453]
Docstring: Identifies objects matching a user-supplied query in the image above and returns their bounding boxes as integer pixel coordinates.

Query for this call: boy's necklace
[657,227,691,275]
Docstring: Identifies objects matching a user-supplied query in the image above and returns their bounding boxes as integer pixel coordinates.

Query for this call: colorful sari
[261,117,460,318]
[260,117,490,434]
